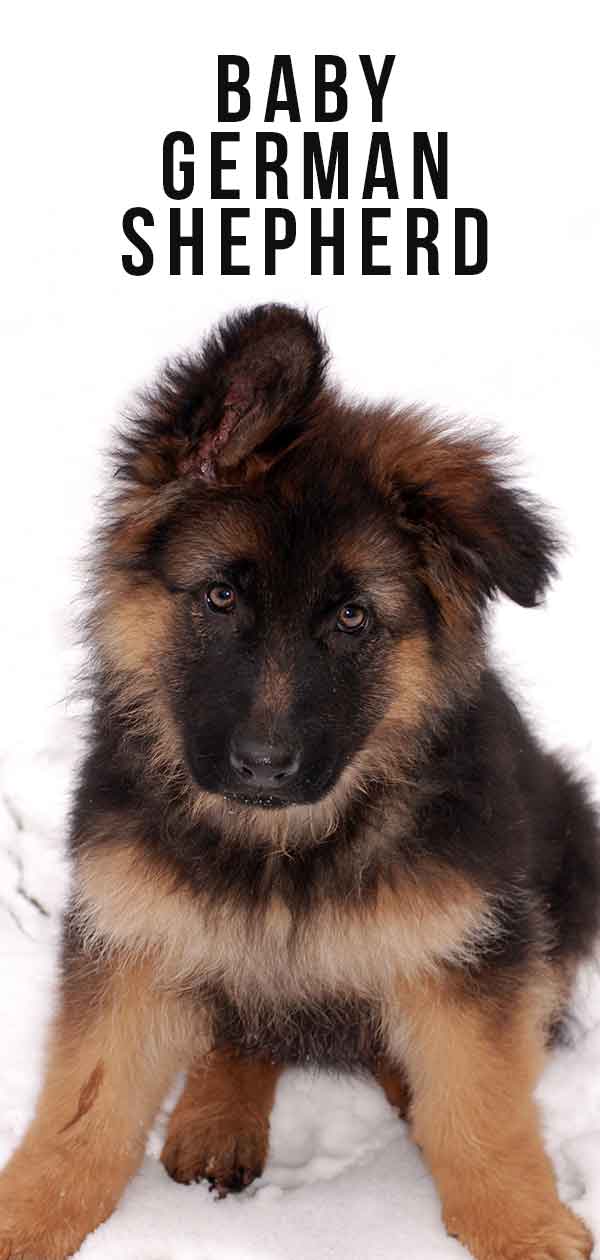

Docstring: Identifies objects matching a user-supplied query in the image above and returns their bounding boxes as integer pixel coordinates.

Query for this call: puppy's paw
[161,1104,268,1195]
[445,1200,593,1260]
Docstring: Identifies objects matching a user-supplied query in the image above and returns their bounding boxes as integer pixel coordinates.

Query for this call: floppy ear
[377,416,561,614]
[119,304,328,488]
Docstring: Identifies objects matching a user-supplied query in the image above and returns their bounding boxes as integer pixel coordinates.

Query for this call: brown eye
[336,603,368,633]
[206,583,237,613]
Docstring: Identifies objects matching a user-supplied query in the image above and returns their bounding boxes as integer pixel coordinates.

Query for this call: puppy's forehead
[160,496,265,585]
[162,482,403,593]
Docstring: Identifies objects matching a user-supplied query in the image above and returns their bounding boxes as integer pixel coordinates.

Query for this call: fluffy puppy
[0,304,597,1260]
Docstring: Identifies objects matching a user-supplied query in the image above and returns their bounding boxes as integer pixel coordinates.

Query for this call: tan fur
[93,572,185,784]
[73,834,505,1005]
[162,1047,283,1189]
[0,960,202,1260]
[100,479,185,562]
[96,575,173,678]
[337,526,415,620]
[379,633,441,729]
[258,655,292,716]
[157,503,263,589]
[386,968,592,1259]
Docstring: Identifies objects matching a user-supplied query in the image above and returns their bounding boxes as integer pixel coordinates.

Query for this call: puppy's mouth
[221,788,303,811]
[220,769,336,811]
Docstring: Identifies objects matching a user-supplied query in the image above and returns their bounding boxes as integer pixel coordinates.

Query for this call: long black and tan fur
[0,304,598,1260]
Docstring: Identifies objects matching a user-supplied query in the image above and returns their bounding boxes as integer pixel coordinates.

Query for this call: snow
[2,0,600,1254]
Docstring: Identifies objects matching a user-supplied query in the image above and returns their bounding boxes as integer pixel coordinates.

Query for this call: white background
[1,2,599,1257]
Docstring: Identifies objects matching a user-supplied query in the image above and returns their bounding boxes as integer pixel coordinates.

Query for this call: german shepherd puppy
[0,305,597,1260]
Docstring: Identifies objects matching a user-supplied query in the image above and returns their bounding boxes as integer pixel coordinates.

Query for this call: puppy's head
[94,305,560,816]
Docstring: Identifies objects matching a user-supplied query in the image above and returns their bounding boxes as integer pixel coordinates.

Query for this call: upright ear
[376,414,561,615]
[119,304,328,488]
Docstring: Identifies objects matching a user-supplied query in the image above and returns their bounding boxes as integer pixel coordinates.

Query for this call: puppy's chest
[174,873,488,1010]
[78,845,493,1009]
[199,898,393,1003]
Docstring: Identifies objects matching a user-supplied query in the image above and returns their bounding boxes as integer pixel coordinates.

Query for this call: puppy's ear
[120,304,328,488]
[376,415,561,615]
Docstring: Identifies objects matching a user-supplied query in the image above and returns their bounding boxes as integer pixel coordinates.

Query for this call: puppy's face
[154,477,430,809]
[97,305,559,820]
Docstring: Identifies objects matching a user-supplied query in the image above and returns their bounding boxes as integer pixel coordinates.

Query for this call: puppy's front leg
[394,972,592,1260]
[0,946,201,1260]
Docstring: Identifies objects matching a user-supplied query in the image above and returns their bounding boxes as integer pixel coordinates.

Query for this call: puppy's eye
[336,603,368,633]
[206,583,237,613]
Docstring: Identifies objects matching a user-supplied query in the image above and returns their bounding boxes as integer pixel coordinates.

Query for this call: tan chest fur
[73,840,501,1010]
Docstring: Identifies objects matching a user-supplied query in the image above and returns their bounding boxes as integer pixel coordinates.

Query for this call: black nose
[229,734,301,789]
